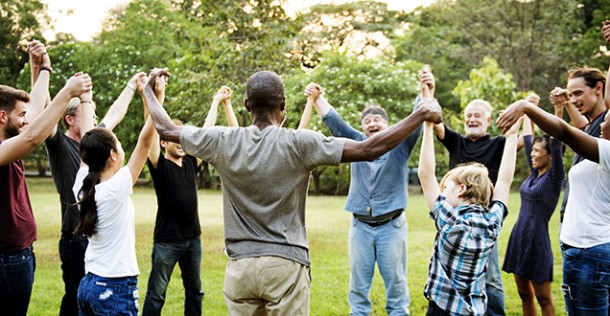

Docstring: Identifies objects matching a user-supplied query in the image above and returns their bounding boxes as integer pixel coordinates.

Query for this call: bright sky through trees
[42,0,433,41]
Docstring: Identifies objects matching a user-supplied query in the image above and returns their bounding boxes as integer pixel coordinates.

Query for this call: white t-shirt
[561,138,610,248]
[73,166,138,277]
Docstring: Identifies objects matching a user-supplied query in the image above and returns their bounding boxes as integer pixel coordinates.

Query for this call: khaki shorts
[223,256,311,315]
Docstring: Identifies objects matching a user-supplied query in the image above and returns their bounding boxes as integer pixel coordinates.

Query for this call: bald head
[246,71,285,112]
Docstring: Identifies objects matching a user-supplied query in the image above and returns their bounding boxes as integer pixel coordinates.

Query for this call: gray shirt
[180,125,345,266]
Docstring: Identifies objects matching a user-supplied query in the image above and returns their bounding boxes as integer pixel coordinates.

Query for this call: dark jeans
[142,237,203,316]
[562,242,610,315]
[0,246,35,316]
[426,301,451,316]
[59,234,88,316]
[77,273,139,316]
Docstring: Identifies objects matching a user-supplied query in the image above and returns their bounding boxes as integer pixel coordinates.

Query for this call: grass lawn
[25,177,565,315]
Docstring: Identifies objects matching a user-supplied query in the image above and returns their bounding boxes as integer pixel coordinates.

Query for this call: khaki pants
[223,256,310,315]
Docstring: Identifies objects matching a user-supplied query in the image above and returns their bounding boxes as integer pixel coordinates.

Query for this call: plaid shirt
[424,195,507,315]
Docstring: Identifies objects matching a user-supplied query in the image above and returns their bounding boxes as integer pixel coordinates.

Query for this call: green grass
[25,178,565,315]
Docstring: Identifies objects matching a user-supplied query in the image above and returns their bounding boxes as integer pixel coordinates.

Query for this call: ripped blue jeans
[77,273,139,316]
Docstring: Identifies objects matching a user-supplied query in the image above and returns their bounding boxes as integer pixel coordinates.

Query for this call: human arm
[99,72,146,131]
[602,21,610,109]
[498,100,600,163]
[127,115,156,185]
[418,122,440,210]
[204,86,230,128]
[300,83,323,129]
[341,98,441,162]
[0,74,92,166]
[147,73,167,168]
[307,83,331,117]
[25,40,51,124]
[220,86,238,127]
[550,87,587,129]
[142,69,182,143]
[492,117,521,203]
[417,66,445,140]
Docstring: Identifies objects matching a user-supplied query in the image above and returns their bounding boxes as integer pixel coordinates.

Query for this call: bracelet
[81,100,92,104]
[39,66,52,74]
[127,84,136,91]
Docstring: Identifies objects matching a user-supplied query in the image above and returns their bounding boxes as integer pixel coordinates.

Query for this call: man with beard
[0,40,92,316]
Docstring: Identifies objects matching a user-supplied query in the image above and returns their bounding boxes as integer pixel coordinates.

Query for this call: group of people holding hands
[2,22,610,316]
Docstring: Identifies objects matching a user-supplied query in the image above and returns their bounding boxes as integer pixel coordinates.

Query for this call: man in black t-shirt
[142,82,237,316]
[418,69,527,316]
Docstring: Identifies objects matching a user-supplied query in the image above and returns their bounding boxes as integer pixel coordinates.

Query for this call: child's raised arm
[492,117,522,203]
[418,117,440,210]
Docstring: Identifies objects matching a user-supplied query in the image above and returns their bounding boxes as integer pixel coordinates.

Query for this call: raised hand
[65,73,93,98]
[27,40,51,70]
[525,93,540,106]
[602,20,610,43]
[417,66,434,98]
[497,100,528,133]
[128,72,147,95]
[304,82,322,101]
[418,97,442,124]
[214,86,232,104]
[549,87,568,110]
[144,68,171,92]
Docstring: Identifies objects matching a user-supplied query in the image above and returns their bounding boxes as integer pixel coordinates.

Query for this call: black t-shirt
[46,126,82,233]
[439,125,506,184]
[46,123,106,233]
[148,153,201,243]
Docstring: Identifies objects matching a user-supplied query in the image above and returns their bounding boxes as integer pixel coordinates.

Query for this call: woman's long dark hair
[74,128,117,237]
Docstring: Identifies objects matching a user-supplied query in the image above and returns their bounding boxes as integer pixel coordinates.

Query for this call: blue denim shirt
[321,107,422,216]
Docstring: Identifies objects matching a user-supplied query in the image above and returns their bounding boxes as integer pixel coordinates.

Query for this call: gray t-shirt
[180,125,346,266]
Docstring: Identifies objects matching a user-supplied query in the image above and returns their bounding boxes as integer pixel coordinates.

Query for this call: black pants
[426,300,452,316]
[59,234,88,316]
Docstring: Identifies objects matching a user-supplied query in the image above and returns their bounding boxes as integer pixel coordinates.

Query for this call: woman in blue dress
[502,96,565,316]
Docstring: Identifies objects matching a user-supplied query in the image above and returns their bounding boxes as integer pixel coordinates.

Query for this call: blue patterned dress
[502,135,565,282]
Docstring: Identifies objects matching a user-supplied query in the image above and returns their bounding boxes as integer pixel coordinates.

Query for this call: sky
[42,0,434,41]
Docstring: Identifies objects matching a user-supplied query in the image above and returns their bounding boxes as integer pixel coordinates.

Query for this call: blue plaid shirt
[425,195,507,315]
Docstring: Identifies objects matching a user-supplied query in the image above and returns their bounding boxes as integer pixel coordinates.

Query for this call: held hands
[79,73,93,102]
[144,68,171,94]
[214,86,232,104]
[65,73,92,98]
[417,97,442,124]
[504,116,523,137]
[497,100,529,133]
[602,20,610,43]
[27,40,51,71]
[304,82,322,102]
[129,72,147,95]
[549,87,569,111]
[417,66,434,98]
[525,93,540,106]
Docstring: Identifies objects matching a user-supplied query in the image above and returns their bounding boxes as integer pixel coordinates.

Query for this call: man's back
[180,125,345,266]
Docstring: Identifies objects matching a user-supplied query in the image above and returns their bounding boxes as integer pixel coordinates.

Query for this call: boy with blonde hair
[417,99,521,316]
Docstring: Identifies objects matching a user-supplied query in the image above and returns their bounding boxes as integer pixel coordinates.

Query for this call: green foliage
[0,0,48,86]
[283,52,423,194]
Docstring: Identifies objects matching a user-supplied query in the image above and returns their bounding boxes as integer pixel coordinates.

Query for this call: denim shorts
[77,273,139,315]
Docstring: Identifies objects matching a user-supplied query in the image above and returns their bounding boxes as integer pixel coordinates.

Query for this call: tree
[283,52,423,194]
[0,0,49,87]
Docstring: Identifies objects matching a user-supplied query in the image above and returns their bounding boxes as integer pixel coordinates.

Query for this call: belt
[353,209,403,227]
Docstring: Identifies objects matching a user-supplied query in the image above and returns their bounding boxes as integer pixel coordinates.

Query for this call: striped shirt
[424,195,507,315]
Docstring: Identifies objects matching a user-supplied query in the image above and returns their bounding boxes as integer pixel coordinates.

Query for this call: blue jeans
[348,214,409,316]
[77,273,139,316]
[59,234,88,316]
[0,246,35,316]
[142,237,203,316]
[486,243,505,315]
[562,242,610,315]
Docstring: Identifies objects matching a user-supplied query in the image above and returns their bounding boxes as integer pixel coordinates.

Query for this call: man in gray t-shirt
[143,69,441,315]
